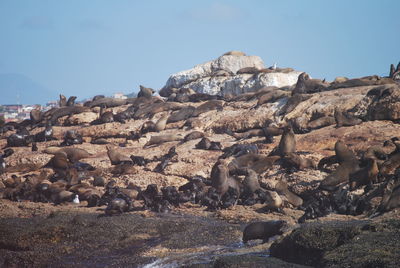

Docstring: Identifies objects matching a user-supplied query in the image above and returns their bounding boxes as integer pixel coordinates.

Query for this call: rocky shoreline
[1,52,400,267]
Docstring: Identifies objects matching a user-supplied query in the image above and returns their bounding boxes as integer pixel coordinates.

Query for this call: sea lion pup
[335,140,358,164]
[91,138,109,145]
[179,131,205,144]
[274,180,303,207]
[192,100,224,117]
[66,96,77,106]
[277,94,312,116]
[254,89,291,108]
[43,147,94,163]
[228,154,280,174]
[33,123,55,142]
[334,108,362,127]
[349,158,379,190]
[292,72,328,95]
[195,137,222,150]
[59,94,67,107]
[144,134,183,148]
[282,152,316,170]
[242,220,287,243]
[106,145,132,165]
[167,106,195,123]
[210,159,240,197]
[137,85,155,98]
[60,130,83,146]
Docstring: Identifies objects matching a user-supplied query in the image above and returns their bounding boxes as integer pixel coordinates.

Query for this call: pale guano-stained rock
[160,52,302,97]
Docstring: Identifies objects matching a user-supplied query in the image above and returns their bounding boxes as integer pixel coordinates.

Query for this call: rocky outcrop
[160,52,302,97]
[270,220,400,267]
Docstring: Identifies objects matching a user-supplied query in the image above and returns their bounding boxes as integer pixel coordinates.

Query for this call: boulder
[160,52,302,97]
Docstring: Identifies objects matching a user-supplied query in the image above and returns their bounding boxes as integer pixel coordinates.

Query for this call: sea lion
[30,109,43,123]
[263,124,284,143]
[167,106,195,123]
[210,159,240,196]
[60,130,83,146]
[226,128,264,140]
[195,137,222,150]
[241,168,261,199]
[49,106,90,125]
[192,100,224,117]
[220,143,258,159]
[33,124,55,142]
[254,90,290,108]
[137,85,155,98]
[179,131,205,144]
[228,154,280,174]
[43,152,70,170]
[380,153,400,175]
[277,94,312,116]
[59,94,67,107]
[274,180,303,207]
[211,69,231,77]
[349,158,379,190]
[106,146,132,165]
[335,140,358,164]
[105,198,130,215]
[223,51,246,56]
[242,220,287,243]
[67,96,77,106]
[86,97,127,108]
[282,152,316,170]
[44,147,93,163]
[236,67,260,74]
[292,72,328,95]
[307,116,336,130]
[31,142,38,152]
[144,134,182,148]
[133,102,183,119]
[334,108,362,127]
[154,112,169,132]
[91,138,109,145]
[111,163,138,175]
[277,126,296,156]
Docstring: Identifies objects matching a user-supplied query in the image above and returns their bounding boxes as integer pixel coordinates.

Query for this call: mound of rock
[160,51,302,97]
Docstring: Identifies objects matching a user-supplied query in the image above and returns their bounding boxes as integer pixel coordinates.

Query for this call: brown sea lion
[283,152,316,170]
[276,126,296,156]
[335,140,358,164]
[167,106,196,123]
[236,67,260,74]
[380,153,400,175]
[228,154,280,174]
[349,158,379,190]
[254,90,290,108]
[144,134,182,148]
[43,152,70,170]
[210,159,240,196]
[106,146,132,165]
[227,128,264,140]
[154,112,169,132]
[274,180,303,207]
[30,109,43,123]
[48,106,90,125]
[242,168,261,198]
[66,96,77,106]
[334,108,362,127]
[307,116,335,130]
[86,97,127,108]
[223,51,246,56]
[43,147,94,163]
[137,85,155,98]
[242,220,287,243]
[192,100,224,117]
[292,72,328,95]
[59,94,67,107]
[179,131,205,144]
[277,94,312,116]
[111,163,138,175]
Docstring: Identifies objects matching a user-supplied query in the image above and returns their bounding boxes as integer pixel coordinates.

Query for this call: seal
[283,152,316,170]
[66,96,77,106]
[44,147,93,163]
[223,51,246,56]
[144,134,182,148]
[210,159,240,196]
[179,131,205,144]
[334,108,362,127]
[48,106,90,125]
[307,116,336,130]
[154,112,169,132]
[277,94,312,116]
[86,97,127,108]
[137,85,155,98]
[192,100,224,117]
[242,220,287,243]
[254,89,290,108]
[270,125,296,157]
[195,137,222,150]
[228,154,280,174]
[43,152,70,170]
[59,94,67,107]
[274,180,303,207]
[241,168,261,199]
[30,109,43,124]
[236,67,260,75]
[349,158,379,190]
[220,143,258,159]
[292,72,328,95]
[167,106,195,123]
[106,145,132,165]
[226,128,264,140]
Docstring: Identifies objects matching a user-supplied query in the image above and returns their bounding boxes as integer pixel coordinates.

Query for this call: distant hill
[0,73,57,105]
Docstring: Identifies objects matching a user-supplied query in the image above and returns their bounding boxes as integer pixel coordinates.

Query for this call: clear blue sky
[0,0,399,104]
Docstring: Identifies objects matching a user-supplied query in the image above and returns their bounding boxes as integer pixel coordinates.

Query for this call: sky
[0,0,399,104]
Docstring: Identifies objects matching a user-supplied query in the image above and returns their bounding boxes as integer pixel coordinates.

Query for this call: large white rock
[161,52,302,96]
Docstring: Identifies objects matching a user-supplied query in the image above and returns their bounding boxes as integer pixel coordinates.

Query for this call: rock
[270,220,400,267]
[160,53,302,97]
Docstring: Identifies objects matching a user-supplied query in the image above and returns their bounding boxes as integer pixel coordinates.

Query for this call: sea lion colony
[1,62,400,230]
